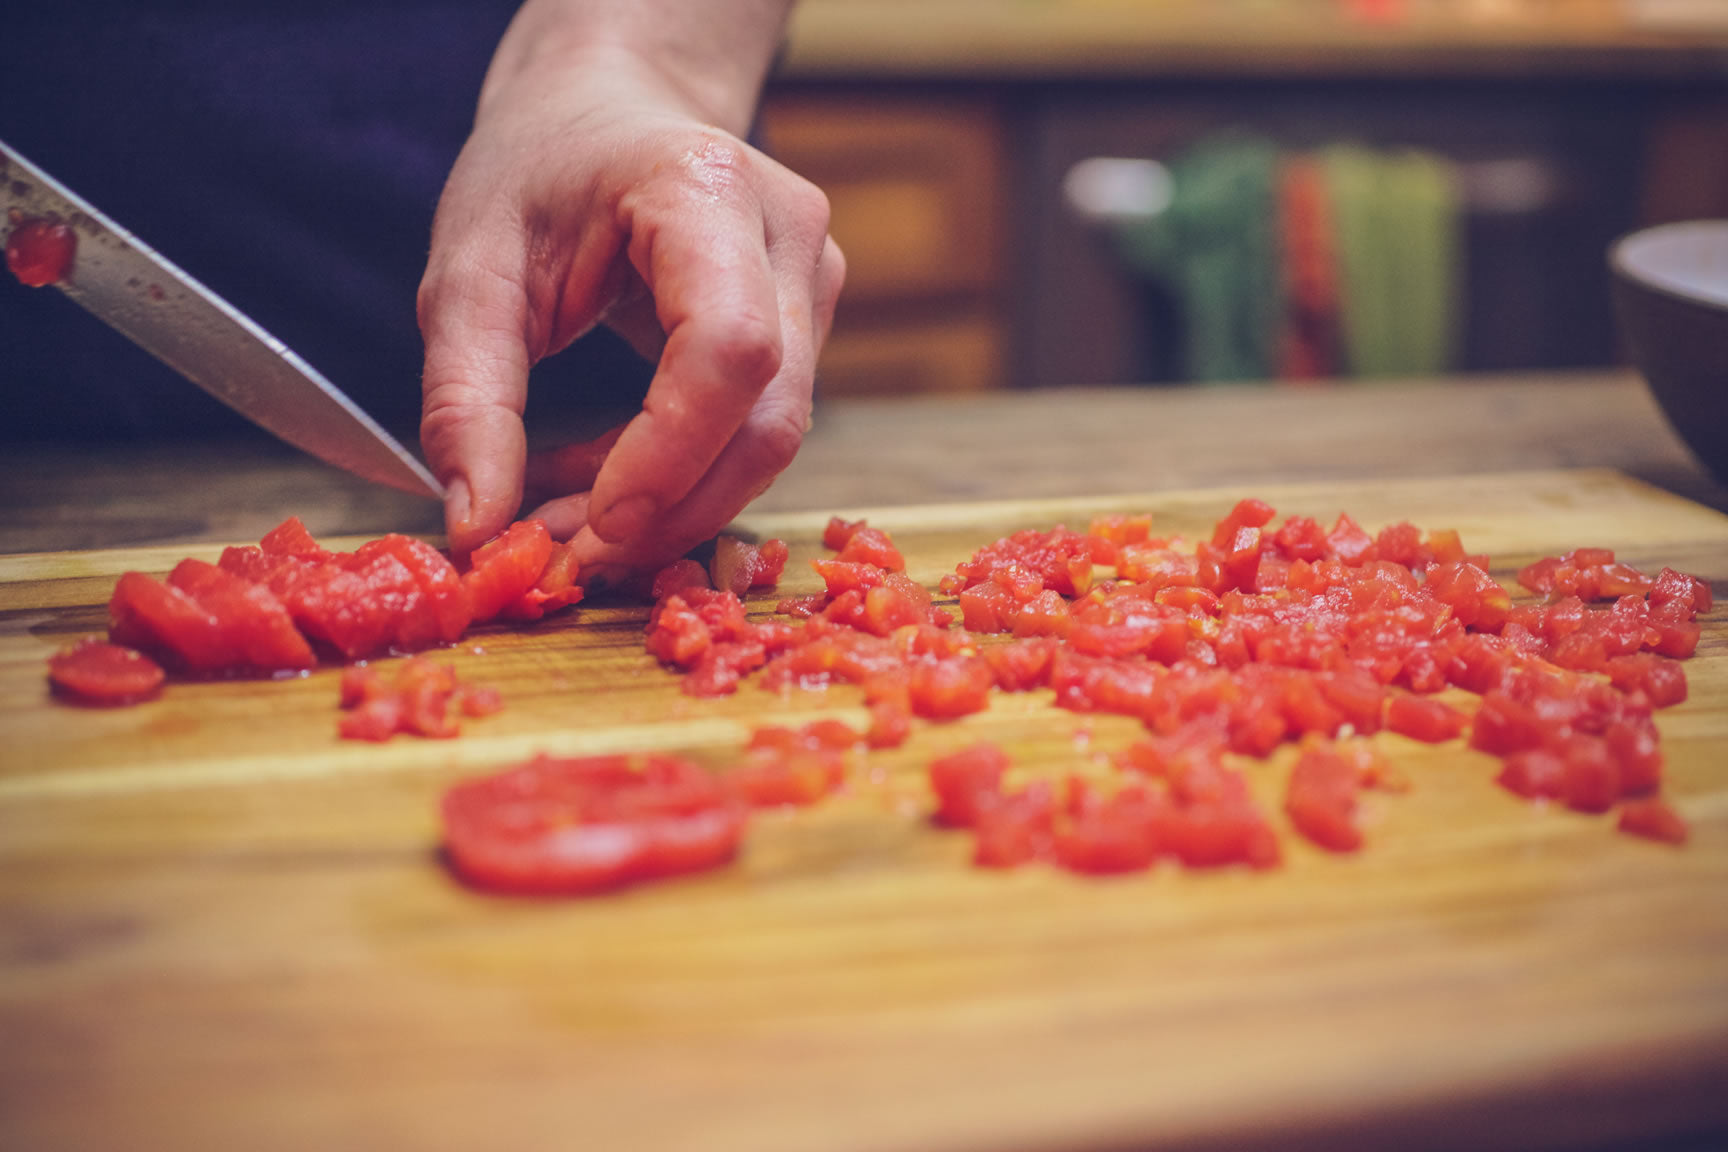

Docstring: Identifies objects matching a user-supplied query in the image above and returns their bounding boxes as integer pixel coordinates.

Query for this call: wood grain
[2,470,1726,1152]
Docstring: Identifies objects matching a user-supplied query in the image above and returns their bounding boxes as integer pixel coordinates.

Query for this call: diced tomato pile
[51,499,1713,897]
[49,515,596,738]
[102,515,580,676]
[630,500,1709,880]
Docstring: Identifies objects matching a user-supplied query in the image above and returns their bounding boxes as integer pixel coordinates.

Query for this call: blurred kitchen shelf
[782,0,1728,79]
[766,1,1728,396]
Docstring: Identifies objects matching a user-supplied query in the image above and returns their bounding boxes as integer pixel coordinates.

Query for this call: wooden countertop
[4,371,1728,1152]
[779,0,1728,80]
[2,370,1719,555]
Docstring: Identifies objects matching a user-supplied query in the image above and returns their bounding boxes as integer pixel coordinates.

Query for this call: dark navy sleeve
[1,2,650,444]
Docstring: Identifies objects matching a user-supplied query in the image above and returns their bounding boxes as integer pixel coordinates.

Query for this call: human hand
[418,8,843,580]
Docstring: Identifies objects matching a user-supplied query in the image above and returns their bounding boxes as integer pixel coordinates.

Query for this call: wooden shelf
[782,0,1728,79]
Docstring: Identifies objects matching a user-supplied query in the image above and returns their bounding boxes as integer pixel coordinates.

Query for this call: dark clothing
[1,3,649,444]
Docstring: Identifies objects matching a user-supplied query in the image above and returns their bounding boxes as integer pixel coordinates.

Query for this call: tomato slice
[47,639,165,705]
[442,754,747,894]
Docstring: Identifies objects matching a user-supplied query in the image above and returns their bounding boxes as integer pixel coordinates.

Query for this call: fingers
[585,143,833,545]
[418,219,537,556]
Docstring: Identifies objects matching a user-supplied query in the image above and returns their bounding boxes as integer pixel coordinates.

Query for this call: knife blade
[1,139,444,501]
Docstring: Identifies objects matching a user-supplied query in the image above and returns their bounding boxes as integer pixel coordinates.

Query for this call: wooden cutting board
[2,470,1726,1152]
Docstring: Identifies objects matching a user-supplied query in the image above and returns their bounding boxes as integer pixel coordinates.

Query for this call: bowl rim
[1609,219,1728,314]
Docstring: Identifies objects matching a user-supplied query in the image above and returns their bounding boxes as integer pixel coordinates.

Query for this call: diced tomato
[973,781,1057,868]
[1285,737,1363,852]
[1605,653,1688,708]
[1386,694,1469,743]
[1616,797,1688,845]
[652,558,712,600]
[1649,567,1712,616]
[441,754,747,894]
[823,516,868,551]
[1274,516,1329,562]
[503,538,583,622]
[710,535,791,596]
[260,516,331,560]
[462,520,554,624]
[1054,784,1163,875]
[167,558,316,672]
[929,743,1009,827]
[908,656,994,720]
[731,723,851,807]
[108,570,238,674]
[46,639,166,705]
[1325,513,1376,565]
[337,656,500,741]
[835,525,906,572]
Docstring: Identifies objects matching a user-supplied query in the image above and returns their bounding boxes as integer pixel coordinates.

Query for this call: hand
[418,8,843,580]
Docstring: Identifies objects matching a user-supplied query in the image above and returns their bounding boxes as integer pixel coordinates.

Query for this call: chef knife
[1,139,444,501]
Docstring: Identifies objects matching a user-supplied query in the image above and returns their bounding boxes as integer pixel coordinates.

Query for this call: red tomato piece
[47,639,166,705]
[168,558,317,672]
[6,215,77,286]
[822,516,868,551]
[973,781,1057,868]
[442,754,747,895]
[1648,567,1712,616]
[337,656,499,741]
[502,538,584,622]
[1273,515,1329,562]
[929,742,1010,827]
[462,520,554,624]
[1325,513,1376,565]
[1054,784,1164,875]
[835,525,906,572]
[652,558,712,600]
[260,516,332,560]
[1284,738,1364,853]
[1616,797,1688,845]
[1605,653,1688,708]
[1385,694,1469,743]
[710,535,790,596]
[108,570,238,673]
[983,637,1059,692]
[908,656,994,720]
[731,724,850,807]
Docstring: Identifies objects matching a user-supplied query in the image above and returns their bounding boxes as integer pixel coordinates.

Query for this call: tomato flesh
[6,215,77,286]
[47,639,165,704]
[442,754,747,894]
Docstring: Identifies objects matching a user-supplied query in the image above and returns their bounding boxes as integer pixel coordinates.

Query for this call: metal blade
[1,140,444,501]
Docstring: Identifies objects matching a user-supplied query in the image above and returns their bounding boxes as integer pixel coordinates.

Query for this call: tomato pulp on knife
[6,214,76,287]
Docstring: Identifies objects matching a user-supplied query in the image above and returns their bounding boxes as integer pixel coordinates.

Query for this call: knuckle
[742,403,809,478]
[709,316,783,388]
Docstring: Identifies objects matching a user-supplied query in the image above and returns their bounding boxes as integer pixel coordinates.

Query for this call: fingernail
[446,476,472,536]
[595,494,657,543]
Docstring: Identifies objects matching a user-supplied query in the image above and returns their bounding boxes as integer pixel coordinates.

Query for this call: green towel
[1323,144,1463,378]
[1114,136,1281,383]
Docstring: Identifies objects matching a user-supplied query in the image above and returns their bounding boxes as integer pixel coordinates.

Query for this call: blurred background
[763,0,1728,394]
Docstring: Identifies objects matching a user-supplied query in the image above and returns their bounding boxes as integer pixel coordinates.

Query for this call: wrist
[480,0,790,137]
